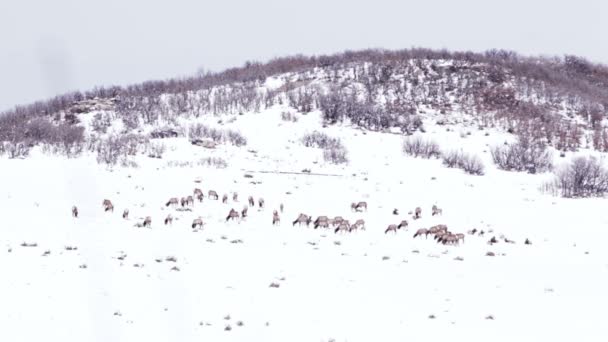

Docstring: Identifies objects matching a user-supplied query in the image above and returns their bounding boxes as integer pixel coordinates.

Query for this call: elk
[414,207,422,219]
[392,208,399,215]
[233,193,238,202]
[488,236,498,245]
[258,198,265,209]
[248,196,255,207]
[397,220,408,229]
[194,188,204,202]
[385,224,398,234]
[314,216,329,229]
[455,233,465,244]
[279,203,284,213]
[351,201,367,212]
[164,214,173,225]
[427,225,448,238]
[432,204,442,216]
[222,194,228,204]
[353,219,365,231]
[122,209,129,219]
[272,210,280,225]
[292,213,312,227]
[72,206,78,218]
[208,190,219,200]
[241,206,248,218]
[413,228,428,238]
[332,216,344,227]
[166,197,179,207]
[335,221,350,234]
[143,216,152,228]
[192,217,203,229]
[102,199,114,212]
[226,208,240,222]
[524,238,532,245]
[180,197,187,207]
[186,196,194,206]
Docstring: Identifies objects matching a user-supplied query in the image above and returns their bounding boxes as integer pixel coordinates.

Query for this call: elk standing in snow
[272,210,281,225]
[351,201,368,212]
[194,188,204,202]
[432,204,442,216]
[72,206,78,218]
[122,209,129,219]
[413,228,428,238]
[397,220,408,229]
[292,213,312,227]
[392,208,399,215]
[166,197,179,207]
[414,207,422,219]
[352,219,365,231]
[102,199,114,212]
[332,216,344,227]
[314,216,329,229]
[385,224,398,234]
[279,203,284,213]
[248,196,255,207]
[164,214,173,225]
[233,193,238,202]
[241,206,248,218]
[192,217,203,229]
[208,190,219,200]
[335,220,350,234]
[226,208,240,222]
[143,216,152,228]
[186,196,194,206]
[222,194,228,204]
[258,198,265,209]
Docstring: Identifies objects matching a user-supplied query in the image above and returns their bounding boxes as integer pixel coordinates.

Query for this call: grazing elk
[166,197,179,207]
[258,198,265,209]
[335,221,350,234]
[385,224,398,234]
[488,236,498,245]
[194,188,204,202]
[292,213,312,227]
[208,190,219,200]
[72,206,78,218]
[186,196,194,206]
[222,194,228,204]
[455,233,465,244]
[248,196,255,207]
[352,219,365,231]
[351,201,367,212]
[314,216,329,229]
[414,207,422,219]
[397,220,408,229]
[226,208,240,222]
[413,228,428,238]
[143,216,152,228]
[122,209,129,219]
[432,204,442,216]
[181,197,187,207]
[164,214,173,225]
[272,210,280,225]
[332,216,344,227]
[102,199,114,212]
[241,206,248,218]
[192,217,204,229]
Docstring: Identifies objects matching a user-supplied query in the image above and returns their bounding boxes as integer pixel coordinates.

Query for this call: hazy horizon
[1,0,607,111]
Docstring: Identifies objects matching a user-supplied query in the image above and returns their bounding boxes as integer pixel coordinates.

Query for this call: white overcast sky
[1,0,607,111]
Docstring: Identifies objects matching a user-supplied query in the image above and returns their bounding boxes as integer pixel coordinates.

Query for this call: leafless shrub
[3,141,31,159]
[146,141,166,159]
[281,111,298,122]
[91,112,113,133]
[166,160,194,168]
[301,131,344,149]
[197,157,228,168]
[548,156,608,198]
[188,123,246,146]
[323,146,349,164]
[402,136,441,159]
[94,134,148,165]
[491,141,552,173]
[442,150,485,175]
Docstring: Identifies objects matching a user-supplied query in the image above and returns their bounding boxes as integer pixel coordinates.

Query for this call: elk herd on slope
[72,188,529,247]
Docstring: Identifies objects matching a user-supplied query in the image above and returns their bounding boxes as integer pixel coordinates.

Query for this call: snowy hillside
[2,105,608,342]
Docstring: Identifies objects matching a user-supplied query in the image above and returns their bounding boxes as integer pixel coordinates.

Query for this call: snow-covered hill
[2,106,607,342]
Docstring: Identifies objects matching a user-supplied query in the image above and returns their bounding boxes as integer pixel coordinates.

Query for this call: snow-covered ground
[2,107,608,342]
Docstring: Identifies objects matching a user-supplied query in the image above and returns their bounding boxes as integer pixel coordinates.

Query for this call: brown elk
[72,206,78,218]
[488,236,498,245]
[102,199,114,212]
[524,238,532,245]
[186,196,194,206]
[414,207,422,219]
[313,216,329,229]
[335,221,350,234]
[292,213,312,227]
[164,214,173,225]
[208,190,219,200]
[166,197,179,207]
[222,194,228,203]
[332,216,344,227]
[122,209,129,219]
[427,225,448,238]
[192,217,203,229]
[258,198,265,209]
[397,220,408,229]
[351,201,368,212]
[432,204,442,216]
[248,196,255,207]
[143,216,152,228]
[455,233,465,244]
[180,197,187,207]
[413,228,428,238]
[353,219,365,231]
[392,208,399,215]
[226,208,240,222]
[241,206,248,218]
[385,224,398,234]
[272,210,280,225]
[233,193,238,202]
[194,188,204,202]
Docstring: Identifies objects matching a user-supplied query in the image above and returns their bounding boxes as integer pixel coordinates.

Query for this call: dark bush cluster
[323,146,349,165]
[402,136,441,159]
[442,150,485,175]
[188,123,247,146]
[93,134,149,166]
[548,156,608,198]
[491,139,553,174]
[301,131,344,149]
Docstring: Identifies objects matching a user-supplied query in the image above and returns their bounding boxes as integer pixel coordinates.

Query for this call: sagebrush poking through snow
[280,111,298,122]
[490,138,552,174]
[197,157,228,169]
[301,131,344,150]
[188,123,247,146]
[442,150,484,175]
[545,156,608,198]
[323,146,348,165]
[402,135,441,159]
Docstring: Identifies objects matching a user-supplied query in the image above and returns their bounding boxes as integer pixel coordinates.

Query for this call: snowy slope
[1,107,608,342]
